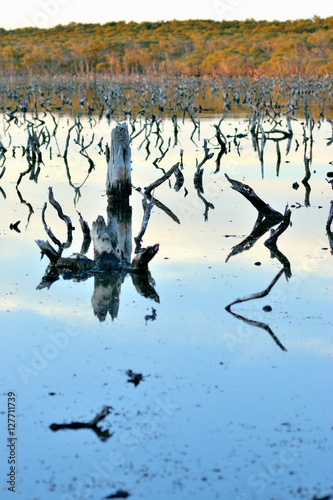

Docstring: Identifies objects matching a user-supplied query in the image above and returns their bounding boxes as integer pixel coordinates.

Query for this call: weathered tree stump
[36,122,160,321]
[106,122,132,201]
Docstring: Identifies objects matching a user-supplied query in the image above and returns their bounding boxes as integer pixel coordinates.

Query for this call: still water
[0,106,332,499]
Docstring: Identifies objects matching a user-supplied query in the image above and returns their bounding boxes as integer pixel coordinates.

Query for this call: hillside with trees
[0,17,332,76]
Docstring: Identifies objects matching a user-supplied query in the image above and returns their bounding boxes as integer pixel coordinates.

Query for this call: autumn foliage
[0,17,332,76]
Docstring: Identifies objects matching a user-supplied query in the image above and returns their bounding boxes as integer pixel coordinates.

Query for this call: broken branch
[144,162,179,196]
[48,186,74,249]
[225,173,284,222]
[225,267,285,311]
[134,195,155,251]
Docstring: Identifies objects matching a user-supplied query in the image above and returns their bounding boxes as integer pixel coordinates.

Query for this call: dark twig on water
[105,490,130,499]
[225,174,283,222]
[144,307,157,324]
[264,206,292,277]
[48,187,74,249]
[226,307,287,352]
[50,406,113,441]
[144,163,180,197]
[225,267,285,312]
[134,195,155,252]
[126,370,146,386]
[9,221,21,233]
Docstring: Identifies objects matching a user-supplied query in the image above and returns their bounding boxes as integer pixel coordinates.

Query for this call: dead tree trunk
[106,122,132,201]
[36,122,163,320]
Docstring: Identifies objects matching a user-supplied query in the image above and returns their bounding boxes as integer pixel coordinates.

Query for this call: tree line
[0,17,332,76]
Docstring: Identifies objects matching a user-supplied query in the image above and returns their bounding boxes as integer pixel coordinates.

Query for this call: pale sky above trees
[1,0,332,30]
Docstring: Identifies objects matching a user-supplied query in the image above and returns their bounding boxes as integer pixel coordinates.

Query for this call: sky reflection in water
[0,112,332,500]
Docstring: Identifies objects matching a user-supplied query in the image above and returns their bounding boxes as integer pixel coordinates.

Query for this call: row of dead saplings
[1,75,330,214]
[1,74,329,172]
[2,74,330,127]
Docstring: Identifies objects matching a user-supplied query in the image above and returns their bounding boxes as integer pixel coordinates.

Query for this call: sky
[0,0,332,30]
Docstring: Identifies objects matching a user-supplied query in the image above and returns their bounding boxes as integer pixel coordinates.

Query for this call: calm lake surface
[0,87,332,500]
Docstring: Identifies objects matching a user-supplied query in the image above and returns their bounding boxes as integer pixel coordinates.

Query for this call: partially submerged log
[225,267,288,351]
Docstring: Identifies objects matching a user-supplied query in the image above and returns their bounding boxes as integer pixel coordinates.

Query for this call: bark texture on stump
[106,122,132,201]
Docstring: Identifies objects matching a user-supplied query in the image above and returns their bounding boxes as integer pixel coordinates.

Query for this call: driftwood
[225,174,283,222]
[173,164,184,192]
[194,139,214,190]
[77,210,91,254]
[225,267,285,311]
[213,124,227,174]
[225,175,286,262]
[193,140,215,220]
[224,174,291,351]
[302,156,311,207]
[50,406,113,441]
[144,162,179,196]
[36,123,161,321]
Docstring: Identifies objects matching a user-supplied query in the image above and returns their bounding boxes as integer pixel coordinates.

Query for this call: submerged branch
[131,271,160,303]
[48,187,74,249]
[264,206,292,277]
[227,308,287,352]
[225,173,283,222]
[50,406,113,441]
[35,239,59,263]
[134,196,155,252]
[42,202,62,249]
[131,244,159,272]
[225,267,285,311]
[77,210,91,255]
[144,162,179,196]
[153,196,180,224]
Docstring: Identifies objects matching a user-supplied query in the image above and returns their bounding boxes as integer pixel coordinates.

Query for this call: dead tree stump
[106,122,132,201]
[36,122,160,320]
